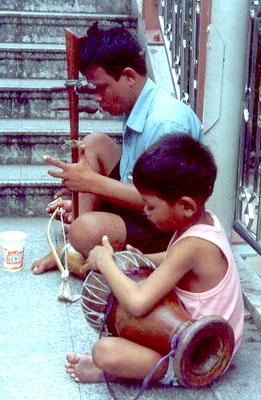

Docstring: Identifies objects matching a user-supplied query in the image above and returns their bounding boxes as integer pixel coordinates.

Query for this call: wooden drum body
[81,251,235,388]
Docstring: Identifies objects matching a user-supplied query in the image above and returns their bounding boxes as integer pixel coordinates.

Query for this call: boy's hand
[81,235,114,274]
[125,243,143,255]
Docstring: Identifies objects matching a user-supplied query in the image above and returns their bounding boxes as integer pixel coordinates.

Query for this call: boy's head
[79,23,147,116]
[133,134,217,230]
[79,22,147,80]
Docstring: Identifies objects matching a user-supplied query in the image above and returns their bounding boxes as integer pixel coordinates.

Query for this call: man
[32,22,202,276]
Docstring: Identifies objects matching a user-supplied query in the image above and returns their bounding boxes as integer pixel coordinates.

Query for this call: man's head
[79,23,147,115]
[133,134,217,231]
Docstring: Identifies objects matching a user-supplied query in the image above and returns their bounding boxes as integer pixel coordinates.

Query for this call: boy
[65,134,244,385]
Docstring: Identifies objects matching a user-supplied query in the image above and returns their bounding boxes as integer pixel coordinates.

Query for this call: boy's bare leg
[32,133,121,275]
[65,337,168,383]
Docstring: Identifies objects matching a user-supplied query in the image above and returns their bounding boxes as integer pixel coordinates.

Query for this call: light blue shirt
[120,78,203,183]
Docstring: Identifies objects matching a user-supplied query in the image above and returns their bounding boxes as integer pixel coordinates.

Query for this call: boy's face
[141,193,183,232]
[84,66,133,116]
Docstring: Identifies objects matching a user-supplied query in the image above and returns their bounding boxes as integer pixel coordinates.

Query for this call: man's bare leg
[65,337,168,383]
[32,212,126,276]
[32,133,121,275]
[32,244,64,274]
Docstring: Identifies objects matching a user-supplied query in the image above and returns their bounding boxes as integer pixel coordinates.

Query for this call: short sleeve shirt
[119,78,203,183]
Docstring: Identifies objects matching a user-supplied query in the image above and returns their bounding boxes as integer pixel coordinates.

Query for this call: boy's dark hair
[133,134,217,203]
[79,22,147,80]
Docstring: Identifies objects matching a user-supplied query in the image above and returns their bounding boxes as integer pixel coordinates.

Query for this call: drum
[81,251,235,387]
[81,251,155,332]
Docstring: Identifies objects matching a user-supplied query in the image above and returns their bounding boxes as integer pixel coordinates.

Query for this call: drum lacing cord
[100,291,180,400]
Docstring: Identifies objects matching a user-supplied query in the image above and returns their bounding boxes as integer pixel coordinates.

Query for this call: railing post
[196,0,212,120]
[142,0,163,44]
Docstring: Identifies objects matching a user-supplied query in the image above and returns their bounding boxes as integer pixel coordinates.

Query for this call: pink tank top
[166,212,244,355]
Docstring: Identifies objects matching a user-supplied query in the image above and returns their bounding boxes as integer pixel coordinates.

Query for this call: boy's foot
[65,353,104,383]
[31,251,58,274]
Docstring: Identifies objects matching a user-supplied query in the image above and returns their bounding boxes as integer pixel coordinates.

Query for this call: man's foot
[65,353,104,383]
[31,251,58,274]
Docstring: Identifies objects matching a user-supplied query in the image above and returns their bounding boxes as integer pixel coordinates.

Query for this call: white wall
[203,0,250,237]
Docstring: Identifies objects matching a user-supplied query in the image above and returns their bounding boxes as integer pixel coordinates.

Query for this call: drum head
[173,315,235,387]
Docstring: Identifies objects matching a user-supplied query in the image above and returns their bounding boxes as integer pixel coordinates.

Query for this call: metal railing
[157,0,211,118]
[234,0,261,254]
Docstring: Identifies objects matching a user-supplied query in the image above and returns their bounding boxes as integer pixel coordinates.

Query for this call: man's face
[84,66,132,116]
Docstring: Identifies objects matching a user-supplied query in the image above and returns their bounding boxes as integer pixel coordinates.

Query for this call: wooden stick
[65,28,80,220]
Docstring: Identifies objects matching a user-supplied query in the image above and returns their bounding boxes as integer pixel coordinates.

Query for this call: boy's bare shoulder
[173,235,227,265]
[171,236,228,291]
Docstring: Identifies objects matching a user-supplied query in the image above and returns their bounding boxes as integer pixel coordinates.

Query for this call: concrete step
[0,79,111,120]
[0,11,136,44]
[0,118,122,164]
[0,43,66,79]
[0,0,131,14]
[0,164,60,217]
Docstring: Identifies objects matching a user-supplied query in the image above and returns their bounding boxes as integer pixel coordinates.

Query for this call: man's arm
[44,153,144,211]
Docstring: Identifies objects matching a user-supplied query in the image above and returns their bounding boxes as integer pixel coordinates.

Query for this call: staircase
[0,0,137,217]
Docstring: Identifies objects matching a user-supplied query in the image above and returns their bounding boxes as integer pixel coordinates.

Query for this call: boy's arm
[144,252,166,266]
[125,244,166,267]
[87,237,192,317]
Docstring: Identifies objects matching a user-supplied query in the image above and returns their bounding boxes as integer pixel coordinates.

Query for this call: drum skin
[81,250,235,387]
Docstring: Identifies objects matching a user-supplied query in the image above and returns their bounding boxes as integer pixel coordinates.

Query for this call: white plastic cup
[0,231,27,271]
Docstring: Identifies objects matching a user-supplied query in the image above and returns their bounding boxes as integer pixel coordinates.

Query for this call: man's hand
[43,149,96,193]
[46,198,73,224]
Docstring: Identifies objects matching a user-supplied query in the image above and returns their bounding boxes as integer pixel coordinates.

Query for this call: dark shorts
[102,164,172,253]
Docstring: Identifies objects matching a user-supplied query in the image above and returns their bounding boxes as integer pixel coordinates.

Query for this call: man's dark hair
[133,134,217,203]
[79,22,147,80]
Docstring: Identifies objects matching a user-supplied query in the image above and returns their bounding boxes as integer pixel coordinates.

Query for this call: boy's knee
[92,338,118,370]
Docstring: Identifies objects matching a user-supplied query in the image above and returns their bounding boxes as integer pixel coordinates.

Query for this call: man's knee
[82,132,109,147]
[68,211,127,256]
[82,133,121,175]
[68,214,98,253]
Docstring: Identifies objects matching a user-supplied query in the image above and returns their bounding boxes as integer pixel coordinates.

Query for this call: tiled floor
[1,217,261,400]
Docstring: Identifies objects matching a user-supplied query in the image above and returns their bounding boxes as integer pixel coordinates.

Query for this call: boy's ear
[178,196,198,217]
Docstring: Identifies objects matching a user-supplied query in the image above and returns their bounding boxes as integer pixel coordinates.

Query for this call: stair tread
[0,42,65,51]
[0,118,123,134]
[0,10,131,18]
[0,164,60,184]
[0,78,65,90]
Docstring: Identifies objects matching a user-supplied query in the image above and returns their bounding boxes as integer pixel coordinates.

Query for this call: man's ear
[178,196,198,217]
[121,67,136,85]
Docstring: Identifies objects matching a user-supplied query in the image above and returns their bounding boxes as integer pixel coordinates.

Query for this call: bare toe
[66,352,81,364]
[31,251,58,274]
[64,353,104,383]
